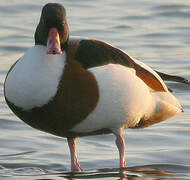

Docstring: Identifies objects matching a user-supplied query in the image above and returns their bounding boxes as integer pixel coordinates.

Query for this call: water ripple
[155,11,190,18]
[0,46,27,53]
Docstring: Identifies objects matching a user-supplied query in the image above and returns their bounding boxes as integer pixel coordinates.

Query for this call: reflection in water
[56,166,177,180]
[0,164,182,179]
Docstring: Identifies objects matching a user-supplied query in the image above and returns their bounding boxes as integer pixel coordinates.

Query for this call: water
[0,0,190,179]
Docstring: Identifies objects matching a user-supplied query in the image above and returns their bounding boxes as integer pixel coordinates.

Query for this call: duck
[4,3,183,172]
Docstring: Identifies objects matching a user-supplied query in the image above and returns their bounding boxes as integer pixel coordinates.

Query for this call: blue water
[0,0,190,179]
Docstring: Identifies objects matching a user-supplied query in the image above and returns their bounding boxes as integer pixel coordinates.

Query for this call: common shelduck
[4,3,183,171]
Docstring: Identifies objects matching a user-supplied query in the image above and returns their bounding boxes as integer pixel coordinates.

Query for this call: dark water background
[0,0,190,179]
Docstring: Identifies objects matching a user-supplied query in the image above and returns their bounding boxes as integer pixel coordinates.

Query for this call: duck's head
[34,3,69,55]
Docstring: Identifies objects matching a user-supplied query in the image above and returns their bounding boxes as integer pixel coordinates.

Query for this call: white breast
[5,45,66,110]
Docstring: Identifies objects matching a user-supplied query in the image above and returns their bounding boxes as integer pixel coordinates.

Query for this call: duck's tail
[155,71,190,84]
[131,91,183,129]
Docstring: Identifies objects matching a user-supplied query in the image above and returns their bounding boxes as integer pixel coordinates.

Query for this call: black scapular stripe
[75,39,135,69]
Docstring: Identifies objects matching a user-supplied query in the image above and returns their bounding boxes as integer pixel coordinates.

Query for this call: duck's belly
[71,64,153,133]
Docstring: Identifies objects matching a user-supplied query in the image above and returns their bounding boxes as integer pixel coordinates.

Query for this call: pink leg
[67,137,83,172]
[115,131,126,168]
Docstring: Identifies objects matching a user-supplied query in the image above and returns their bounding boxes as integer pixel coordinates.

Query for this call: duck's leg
[115,129,126,168]
[67,137,83,172]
